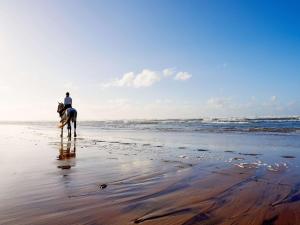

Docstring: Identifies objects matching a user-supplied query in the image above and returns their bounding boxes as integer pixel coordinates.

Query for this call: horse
[57,102,77,138]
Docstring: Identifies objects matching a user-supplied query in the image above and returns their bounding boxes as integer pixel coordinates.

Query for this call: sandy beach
[1,121,300,225]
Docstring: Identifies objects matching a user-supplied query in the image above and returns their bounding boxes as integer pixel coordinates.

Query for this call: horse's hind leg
[68,121,71,137]
[60,128,63,138]
[74,120,77,137]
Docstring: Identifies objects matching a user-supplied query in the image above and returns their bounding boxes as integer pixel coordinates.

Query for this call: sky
[0,0,299,120]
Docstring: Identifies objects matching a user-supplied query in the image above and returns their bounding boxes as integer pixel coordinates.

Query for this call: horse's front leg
[60,127,63,138]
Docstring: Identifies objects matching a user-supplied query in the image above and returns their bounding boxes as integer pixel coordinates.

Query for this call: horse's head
[57,102,65,114]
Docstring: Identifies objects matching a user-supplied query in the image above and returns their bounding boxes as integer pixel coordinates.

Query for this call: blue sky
[0,0,299,120]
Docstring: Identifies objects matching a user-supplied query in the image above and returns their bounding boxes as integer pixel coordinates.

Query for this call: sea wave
[1,117,300,134]
[71,118,300,134]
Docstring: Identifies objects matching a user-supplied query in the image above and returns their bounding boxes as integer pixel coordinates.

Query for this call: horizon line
[0,115,299,123]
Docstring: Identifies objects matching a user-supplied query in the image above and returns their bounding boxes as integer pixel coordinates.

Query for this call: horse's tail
[59,117,69,128]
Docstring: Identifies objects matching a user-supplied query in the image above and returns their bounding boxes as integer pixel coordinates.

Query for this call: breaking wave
[2,116,300,135]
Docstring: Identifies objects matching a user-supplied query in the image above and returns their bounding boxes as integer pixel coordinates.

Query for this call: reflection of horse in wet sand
[57,137,76,170]
[57,102,77,138]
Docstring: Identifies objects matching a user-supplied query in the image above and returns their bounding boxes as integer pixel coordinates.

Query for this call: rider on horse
[64,92,72,110]
[58,92,77,137]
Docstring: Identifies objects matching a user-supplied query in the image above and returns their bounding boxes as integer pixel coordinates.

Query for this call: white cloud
[113,72,135,87]
[103,68,192,88]
[134,69,160,87]
[174,72,192,81]
[271,96,277,102]
[163,68,175,77]
[104,70,160,88]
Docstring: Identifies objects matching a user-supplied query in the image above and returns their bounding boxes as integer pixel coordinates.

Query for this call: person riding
[64,92,72,110]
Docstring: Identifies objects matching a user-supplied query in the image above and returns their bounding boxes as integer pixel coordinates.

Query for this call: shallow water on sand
[0,123,300,225]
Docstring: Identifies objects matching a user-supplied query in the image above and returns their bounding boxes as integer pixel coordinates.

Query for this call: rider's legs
[64,104,72,111]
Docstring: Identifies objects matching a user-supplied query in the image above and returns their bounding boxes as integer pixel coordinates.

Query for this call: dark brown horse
[57,102,77,137]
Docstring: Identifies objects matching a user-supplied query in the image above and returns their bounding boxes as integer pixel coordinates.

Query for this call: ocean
[3,116,300,134]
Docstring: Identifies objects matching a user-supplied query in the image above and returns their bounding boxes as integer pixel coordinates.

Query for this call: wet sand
[0,123,300,225]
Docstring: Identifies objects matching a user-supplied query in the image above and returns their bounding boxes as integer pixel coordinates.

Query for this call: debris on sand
[281,155,296,159]
[197,149,209,152]
[229,157,245,162]
[57,165,71,170]
[99,184,107,189]
[239,153,262,156]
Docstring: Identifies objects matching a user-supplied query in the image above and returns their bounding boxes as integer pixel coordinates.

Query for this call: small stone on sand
[99,184,107,189]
